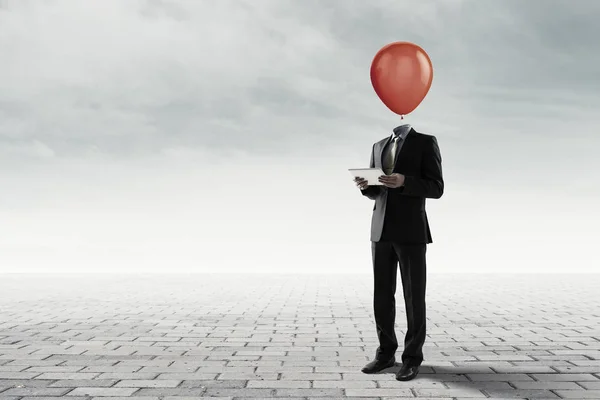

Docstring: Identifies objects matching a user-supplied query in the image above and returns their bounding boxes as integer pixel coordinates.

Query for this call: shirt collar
[391,124,411,140]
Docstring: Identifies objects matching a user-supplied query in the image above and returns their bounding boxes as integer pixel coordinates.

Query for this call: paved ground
[0,273,599,400]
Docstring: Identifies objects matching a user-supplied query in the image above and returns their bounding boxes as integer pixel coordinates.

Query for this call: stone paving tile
[18,398,90,400]
[380,398,454,400]
[94,373,159,380]
[48,379,119,387]
[86,398,165,400]
[579,381,600,389]
[510,381,582,390]
[0,379,53,388]
[67,387,139,396]
[0,273,599,399]
[132,388,213,396]
[274,388,345,397]
[1,387,73,396]
[113,379,181,387]
[178,379,247,388]
[465,373,536,381]
[482,388,561,398]
[445,381,514,390]
[343,387,413,397]
[312,380,378,389]
[33,372,102,380]
[162,398,233,400]
[554,390,600,398]
[531,372,599,381]
[246,380,310,388]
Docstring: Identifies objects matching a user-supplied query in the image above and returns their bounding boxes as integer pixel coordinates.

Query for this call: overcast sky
[1,0,599,273]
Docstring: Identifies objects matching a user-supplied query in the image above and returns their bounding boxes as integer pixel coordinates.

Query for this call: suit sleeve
[360,143,382,200]
[397,135,444,199]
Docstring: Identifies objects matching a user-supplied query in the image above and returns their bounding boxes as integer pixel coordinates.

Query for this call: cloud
[1,0,596,159]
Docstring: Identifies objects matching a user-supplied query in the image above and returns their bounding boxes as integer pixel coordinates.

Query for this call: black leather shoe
[396,363,420,381]
[361,356,396,374]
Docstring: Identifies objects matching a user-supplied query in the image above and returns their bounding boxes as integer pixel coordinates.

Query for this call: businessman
[353,124,443,381]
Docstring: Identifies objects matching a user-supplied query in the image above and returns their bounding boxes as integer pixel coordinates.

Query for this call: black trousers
[371,240,427,367]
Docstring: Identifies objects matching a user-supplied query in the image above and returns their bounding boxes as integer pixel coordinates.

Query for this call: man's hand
[354,177,369,190]
[378,173,405,188]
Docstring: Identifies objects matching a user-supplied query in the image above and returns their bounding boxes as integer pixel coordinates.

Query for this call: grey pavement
[0,273,599,399]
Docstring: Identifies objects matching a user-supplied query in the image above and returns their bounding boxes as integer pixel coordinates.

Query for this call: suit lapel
[394,128,414,169]
[377,136,392,168]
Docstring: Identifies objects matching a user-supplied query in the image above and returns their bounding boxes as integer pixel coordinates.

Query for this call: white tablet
[348,168,385,185]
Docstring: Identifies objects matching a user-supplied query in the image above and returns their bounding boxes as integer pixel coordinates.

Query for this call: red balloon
[370,41,433,116]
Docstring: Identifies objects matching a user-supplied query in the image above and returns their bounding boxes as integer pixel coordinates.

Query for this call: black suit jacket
[361,128,444,243]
